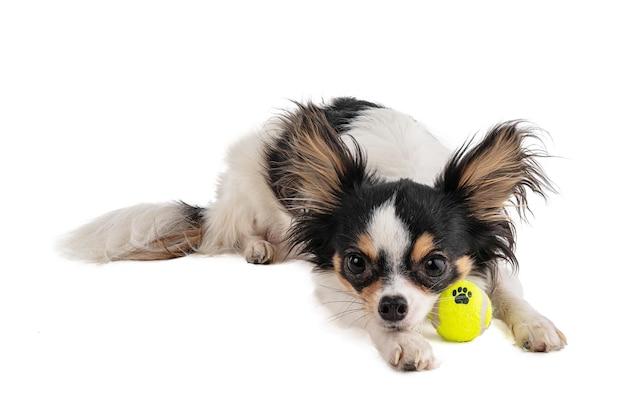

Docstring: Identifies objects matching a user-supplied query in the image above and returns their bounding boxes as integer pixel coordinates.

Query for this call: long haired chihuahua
[61,97,566,371]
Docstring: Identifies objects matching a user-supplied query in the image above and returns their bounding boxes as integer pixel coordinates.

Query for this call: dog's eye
[424,256,447,277]
[345,253,367,275]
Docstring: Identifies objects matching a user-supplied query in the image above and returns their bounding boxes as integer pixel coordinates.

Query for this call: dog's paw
[511,315,567,352]
[244,239,275,265]
[378,331,439,371]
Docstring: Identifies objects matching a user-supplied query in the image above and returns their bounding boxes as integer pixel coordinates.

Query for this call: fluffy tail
[59,201,204,262]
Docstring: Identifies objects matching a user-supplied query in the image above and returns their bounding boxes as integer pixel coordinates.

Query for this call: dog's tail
[59,201,204,262]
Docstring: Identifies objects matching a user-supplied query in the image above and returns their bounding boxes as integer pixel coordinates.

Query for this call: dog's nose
[378,295,408,322]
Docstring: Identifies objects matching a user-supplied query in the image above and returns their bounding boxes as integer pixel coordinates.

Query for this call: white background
[1,1,624,392]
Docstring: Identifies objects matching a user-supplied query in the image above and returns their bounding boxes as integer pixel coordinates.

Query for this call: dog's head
[268,103,553,330]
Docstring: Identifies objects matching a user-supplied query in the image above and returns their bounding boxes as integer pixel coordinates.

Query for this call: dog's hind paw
[244,239,275,265]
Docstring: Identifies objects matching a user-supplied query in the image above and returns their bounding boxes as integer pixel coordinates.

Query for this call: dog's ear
[267,103,367,216]
[435,121,555,266]
[437,121,554,222]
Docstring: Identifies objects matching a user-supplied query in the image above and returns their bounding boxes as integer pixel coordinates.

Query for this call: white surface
[1,1,623,392]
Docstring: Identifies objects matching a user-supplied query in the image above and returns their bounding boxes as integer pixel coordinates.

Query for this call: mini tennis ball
[429,280,492,342]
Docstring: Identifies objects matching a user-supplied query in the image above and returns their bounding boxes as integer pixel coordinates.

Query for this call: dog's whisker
[328,308,367,323]
[363,315,375,330]
[320,299,365,307]
[323,306,365,321]
[331,306,371,327]
[346,311,370,328]
[325,297,366,313]
[318,284,359,297]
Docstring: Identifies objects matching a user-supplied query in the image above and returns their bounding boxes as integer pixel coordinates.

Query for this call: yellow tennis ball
[429,280,492,342]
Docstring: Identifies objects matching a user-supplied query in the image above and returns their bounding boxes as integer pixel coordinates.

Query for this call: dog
[61,97,567,371]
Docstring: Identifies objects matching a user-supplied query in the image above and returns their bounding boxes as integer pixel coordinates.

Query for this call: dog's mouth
[379,319,414,332]
[382,324,404,332]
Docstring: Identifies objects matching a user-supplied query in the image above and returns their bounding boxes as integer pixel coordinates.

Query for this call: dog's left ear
[436,120,554,225]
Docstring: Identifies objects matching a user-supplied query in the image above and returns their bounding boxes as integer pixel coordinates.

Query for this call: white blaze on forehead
[366,199,410,267]
[367,199,436,328]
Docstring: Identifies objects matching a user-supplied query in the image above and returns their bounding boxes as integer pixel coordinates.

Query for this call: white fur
[198,119,295,262]
[342,108,451,185]
[60,202,191,262]
[366,199,411,266]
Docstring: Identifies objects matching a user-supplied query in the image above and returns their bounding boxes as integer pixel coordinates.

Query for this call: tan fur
[454,255,474,278]
[452,122,552,223]
[357,233,378,262]
[270,104,357,215]
[116,225,202,261]
[459,131,524,221]
[410,232,436,263]
[360,279,384,315]
[332,252,354,293]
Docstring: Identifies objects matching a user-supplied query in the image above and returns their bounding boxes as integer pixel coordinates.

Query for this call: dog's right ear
[266,103,368,216]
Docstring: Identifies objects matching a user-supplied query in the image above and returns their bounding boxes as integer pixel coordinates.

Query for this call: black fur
[331,180,472,293]
[179,201,204,226]
[323,97,383,133]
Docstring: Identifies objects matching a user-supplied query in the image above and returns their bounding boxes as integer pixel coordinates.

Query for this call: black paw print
[453,286,472,305]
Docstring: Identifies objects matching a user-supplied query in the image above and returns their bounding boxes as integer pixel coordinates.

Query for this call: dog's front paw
[512,315,567,352]
[377,331,438,371]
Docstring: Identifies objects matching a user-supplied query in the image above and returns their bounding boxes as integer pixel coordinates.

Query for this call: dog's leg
[195,127,296,264]
[243,236,276,265]
[490,267,567,352]
[199,202,288,264]
[366,325,438,371]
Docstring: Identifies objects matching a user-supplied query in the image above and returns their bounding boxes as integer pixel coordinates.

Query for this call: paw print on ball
[452,286,472,305]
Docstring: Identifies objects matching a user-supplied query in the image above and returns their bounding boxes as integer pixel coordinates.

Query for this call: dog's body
[62,97,566,371]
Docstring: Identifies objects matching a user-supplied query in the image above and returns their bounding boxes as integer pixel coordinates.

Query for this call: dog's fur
[61,97,566,371]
